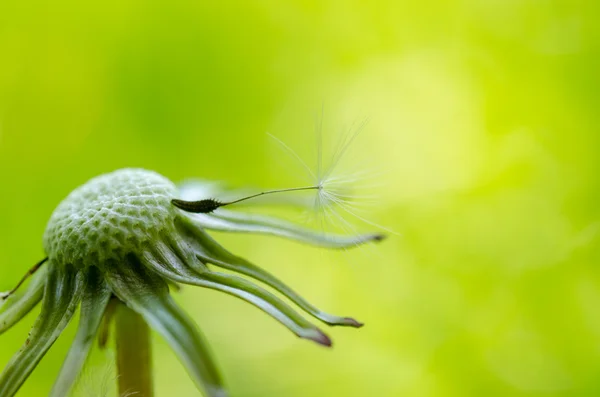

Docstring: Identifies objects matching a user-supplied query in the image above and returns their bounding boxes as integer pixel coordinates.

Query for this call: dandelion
[0,168,385,397]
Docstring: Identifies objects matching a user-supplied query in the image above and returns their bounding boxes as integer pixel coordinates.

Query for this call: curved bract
[0,267,47,334]
[0,168,386,397]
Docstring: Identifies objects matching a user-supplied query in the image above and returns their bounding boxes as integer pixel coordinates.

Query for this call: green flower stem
[115,303,154,397]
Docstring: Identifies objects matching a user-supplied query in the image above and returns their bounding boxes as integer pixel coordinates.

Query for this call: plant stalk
[115,303,154,397]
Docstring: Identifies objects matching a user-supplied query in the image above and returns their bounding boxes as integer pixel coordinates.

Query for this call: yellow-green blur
[0,1,597,396]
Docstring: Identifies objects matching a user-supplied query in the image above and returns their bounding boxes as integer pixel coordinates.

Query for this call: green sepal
[50,267,111,397]
[141,249,331,347]
[103,259,227,397]
[181,224,362,328]
[0,267,47,335]
[185,209,384,249]
[0,265,85,397]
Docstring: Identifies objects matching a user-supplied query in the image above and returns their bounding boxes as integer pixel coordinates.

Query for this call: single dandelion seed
[268,116,398,241]
[0,167,386,397]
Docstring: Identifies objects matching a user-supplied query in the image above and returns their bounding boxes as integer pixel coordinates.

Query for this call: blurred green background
[1,1,599,396]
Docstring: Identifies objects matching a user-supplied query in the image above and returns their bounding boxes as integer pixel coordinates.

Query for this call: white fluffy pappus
[265,115,398,241]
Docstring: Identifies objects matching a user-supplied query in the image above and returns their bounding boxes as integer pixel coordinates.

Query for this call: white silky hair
[267,114,397,241]
[73,358,139,397]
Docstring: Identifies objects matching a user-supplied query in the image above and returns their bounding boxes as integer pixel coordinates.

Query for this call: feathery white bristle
[268,114,397,238]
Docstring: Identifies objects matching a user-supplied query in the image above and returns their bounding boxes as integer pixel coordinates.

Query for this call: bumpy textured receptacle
[43,169,179,269]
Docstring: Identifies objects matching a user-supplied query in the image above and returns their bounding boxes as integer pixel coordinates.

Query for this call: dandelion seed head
[43,169,178,269]
[2,119,389,397]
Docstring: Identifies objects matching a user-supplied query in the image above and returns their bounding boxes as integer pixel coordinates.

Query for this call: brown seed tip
[343,317,364,328]
[306,329,333,347]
